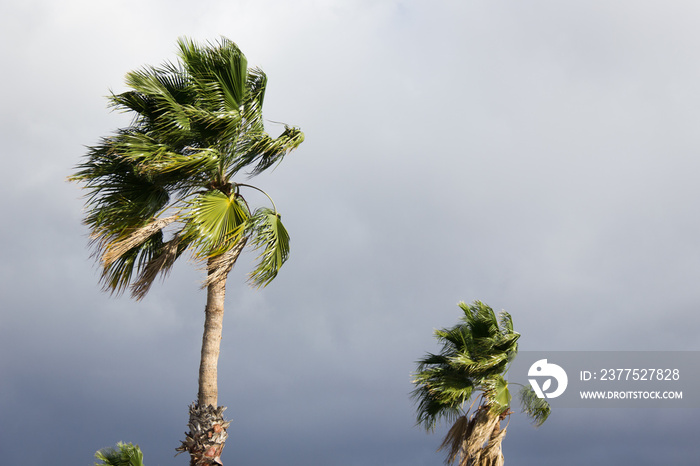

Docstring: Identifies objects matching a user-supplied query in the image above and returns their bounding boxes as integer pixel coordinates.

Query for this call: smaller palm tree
[94,442,145,466]
[412,301,550,466]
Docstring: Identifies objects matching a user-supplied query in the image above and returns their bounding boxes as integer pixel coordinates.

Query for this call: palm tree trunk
[198,271,227,407]
[178,241,246,466]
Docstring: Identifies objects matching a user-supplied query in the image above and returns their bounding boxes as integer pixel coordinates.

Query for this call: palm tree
[94,443,145,466]
[70,37,304,466]
[412,301,550,466]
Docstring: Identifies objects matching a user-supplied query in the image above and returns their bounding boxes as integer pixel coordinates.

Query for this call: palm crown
[95,443,145,466]
[71,37,304,296]
[412,301,550,465]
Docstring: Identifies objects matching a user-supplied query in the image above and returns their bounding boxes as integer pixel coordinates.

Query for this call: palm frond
[230,125,305,177]
[130,232,186,300]
[184,190,250,257]
[177,36,249,111]
[437,415,469,465]
[498,311,514,334]
[463,406,500,462]
[448,352,510,379]
[518,385,551,427]
[103,215,179,266]
[412,354,477,431]
[414,352,450,371]
[411,383,465,432]
[71,141,171,237]
[434,326,470,353]
[247,208,290,288]
[460,301,500,342]
[122,66,192,133]
[98,231,164,295]
[245,67,267,118]
[413,365,475,404]
[484,374,511,414]
[474,425,506,466]
[114,131,220,178]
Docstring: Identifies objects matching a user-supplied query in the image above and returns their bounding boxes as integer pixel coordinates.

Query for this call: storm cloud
[1,1,699,465]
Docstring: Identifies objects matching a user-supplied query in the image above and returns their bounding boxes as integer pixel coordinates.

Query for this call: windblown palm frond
[247,208,290,288]
[518,385,551,427]
[184,190,250,257]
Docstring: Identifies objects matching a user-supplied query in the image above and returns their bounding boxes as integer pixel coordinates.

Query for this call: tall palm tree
[71,37,304,466]
[412,301,550,466]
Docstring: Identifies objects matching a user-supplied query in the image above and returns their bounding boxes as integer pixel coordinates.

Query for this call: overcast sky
[1,1,700,465]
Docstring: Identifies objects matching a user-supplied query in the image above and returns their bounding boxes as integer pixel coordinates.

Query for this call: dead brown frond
[201,238,247,289]
[130,234,183,300]
[471,426,506,466]
[438,405,503,466]
[464,406,500,461]
[102,215,179,266]
[484,426,507,466]
[438,415,470,465]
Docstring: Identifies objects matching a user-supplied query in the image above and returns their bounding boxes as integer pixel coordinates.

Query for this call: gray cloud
[2,1,699,465]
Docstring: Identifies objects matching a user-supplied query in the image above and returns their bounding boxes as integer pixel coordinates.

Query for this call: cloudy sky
[2,0,700,464]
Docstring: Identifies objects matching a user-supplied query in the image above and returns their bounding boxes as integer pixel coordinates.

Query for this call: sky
[1,0,700,464]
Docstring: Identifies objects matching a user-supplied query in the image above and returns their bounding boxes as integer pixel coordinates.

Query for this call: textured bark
[198,270,227,408]
[197,240,245,408]
[177,404,231,466]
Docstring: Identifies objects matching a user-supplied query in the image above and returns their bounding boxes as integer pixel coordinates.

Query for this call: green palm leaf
[248,208,290,288]
[123,66,192,133]
[70,142,171,236]
[115,132,220,177]
[411,384,466,431]
[486,374,512,413]
[518,385,551,427]
[185,190,249,257]
[177,36,249,111]
[230,125,305,176]
[99,229,165,295]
